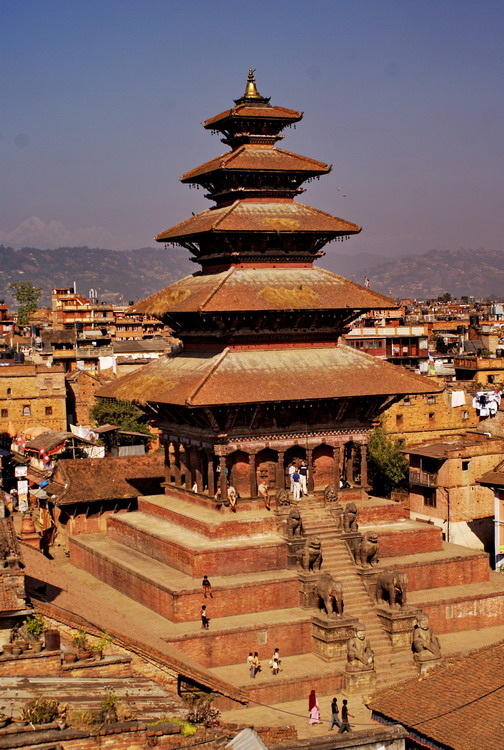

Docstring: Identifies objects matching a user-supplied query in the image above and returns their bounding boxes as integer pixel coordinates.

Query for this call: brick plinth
[385,551,490,591]
[106,515,287,576]
[69,536,299,622]
[163,619,312,668]
[138,496,277,539]
[214,671,342,711]
[416,589,504,634]
[356,503,406,525]
[0,650,60,676]
[376,524,443,557]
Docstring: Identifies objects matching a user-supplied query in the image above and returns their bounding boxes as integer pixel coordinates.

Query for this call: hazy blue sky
[3,0,504,260]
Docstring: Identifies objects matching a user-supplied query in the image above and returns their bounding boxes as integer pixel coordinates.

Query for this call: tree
[437,292,452,303]
[91,398,150,435]
[367,426,408,497]
[9,281,42,325]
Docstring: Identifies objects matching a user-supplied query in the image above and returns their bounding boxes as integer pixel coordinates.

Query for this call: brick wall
[106,516,288,576]
[416,589,504,633]
[385,551,490,590]
[215,672,342,711]
[163,620,312,668]
[0,650,60,676]
[0,365,67,434]
[376,524,443,557]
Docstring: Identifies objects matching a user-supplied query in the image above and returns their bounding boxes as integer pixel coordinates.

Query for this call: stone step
[106,512,286,577]
[69,533,300,623]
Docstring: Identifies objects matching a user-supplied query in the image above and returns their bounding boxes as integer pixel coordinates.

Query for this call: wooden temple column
[206,451,215,497]
[276,450,285,489]
[195,449,204,493]
[360,443,368,487]
[173,443,181,487]
[179,444,189,488]
[346,442,355,484]
[219,455,228,499]
[164,440,171,486]
[249,452,257,498]
[333,445,341,489]
[307,448,314,493]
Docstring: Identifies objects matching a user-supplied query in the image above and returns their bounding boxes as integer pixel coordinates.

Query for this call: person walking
[247,652,255,678]
[328,697,342,730]
[252,651,261,677]
[308,689,320,724]
[200,605,209,630]
[269,655,280,675]
[338,699,354,733]
[299,460,309,495]
[202,575,213,598]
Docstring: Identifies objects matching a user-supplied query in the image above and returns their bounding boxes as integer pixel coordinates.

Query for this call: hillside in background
[326,247,504,300]
[1,244,503,308]
[0,245,193,307]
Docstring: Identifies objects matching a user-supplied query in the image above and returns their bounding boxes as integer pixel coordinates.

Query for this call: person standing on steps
[292,468,302,501]
[200,605,209,630]
[328,697,341,730]
[299,460,309,496]
[338,699,354,733]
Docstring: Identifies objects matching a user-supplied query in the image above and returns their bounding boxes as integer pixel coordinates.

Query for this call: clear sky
[3,0,504,260]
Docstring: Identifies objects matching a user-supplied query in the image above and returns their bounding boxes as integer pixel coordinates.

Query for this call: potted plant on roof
[91,631,112,660]
[72,630,92,660]
[23,613,45,652]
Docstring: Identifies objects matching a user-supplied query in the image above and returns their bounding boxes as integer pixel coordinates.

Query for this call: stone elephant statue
[376,570,408,608]
[297,536,323,571]
[314,572,343,617]
[355,531,379,568]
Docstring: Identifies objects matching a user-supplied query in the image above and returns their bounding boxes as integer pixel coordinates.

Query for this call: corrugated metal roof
[129,266,393,316]
[226,728,269,750]
[98,343,443,407]
[155,200,360,241]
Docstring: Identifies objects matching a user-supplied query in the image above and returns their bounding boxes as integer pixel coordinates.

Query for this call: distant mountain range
[0,244,502,308]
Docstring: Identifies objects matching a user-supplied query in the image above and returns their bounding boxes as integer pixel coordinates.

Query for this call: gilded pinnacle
[243,68,262,99]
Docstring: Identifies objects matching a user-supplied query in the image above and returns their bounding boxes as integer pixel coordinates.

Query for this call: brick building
[66,369,110,426]
[406,435,504,552]
[0,365,67,439]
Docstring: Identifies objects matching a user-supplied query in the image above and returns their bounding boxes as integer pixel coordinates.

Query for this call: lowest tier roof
[129,266,396,317]
[155,200,360,241]
[97,344,442,407]
[181,145,329,181]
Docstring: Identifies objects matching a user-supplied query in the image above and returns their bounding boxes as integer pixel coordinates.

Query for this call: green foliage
[91,631,112,653]
[91,398,150,435]
[148,716,197,736]
[23,613,45,638]
[9,281,42,325]
[437,292,452,303]
[71,629,89,650]
[367,427,409,497]
[21,697,62,724]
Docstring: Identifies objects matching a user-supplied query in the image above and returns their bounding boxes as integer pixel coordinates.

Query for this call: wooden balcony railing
[409,469,438,487]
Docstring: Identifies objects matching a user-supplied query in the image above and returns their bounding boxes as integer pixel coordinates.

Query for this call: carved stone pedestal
[376,606,421,650]
[298,572,318,609]
[357,567,380,601]
[311,615,358,662]
[414,654,442,675]
[341,531,361,561]
[286,538,306,569]
[343,666,376,694]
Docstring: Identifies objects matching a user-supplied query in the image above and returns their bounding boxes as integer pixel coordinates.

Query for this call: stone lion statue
[355,531,379,568]
[343,502,359,533]
[297,536,323,571]
[287,508,304,538]
[314,572,343,617]
[376,570,408,608]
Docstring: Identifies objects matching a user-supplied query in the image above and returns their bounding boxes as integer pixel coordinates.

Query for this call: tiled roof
[203,104,302,128]
[155,200,361,241]
[369,640,504,750]
[405,437,504,459]
[97,344,443,407]
[181,146,329,181]
[129,266,397,317]
[51,454,165,504]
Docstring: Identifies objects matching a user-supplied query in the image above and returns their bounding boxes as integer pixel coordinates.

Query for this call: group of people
[246,648,281,678]
[288,460,309,501]
[309,691,353,733]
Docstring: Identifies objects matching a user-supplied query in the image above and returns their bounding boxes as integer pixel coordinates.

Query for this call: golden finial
[243,68,262,99]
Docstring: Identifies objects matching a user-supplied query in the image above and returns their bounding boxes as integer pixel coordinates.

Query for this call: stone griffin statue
[275,488,290,507]
[324,485,344,529]
[343,502,359,532]
[297,536,323,571]
[354,531,379,568]
[347,624,374,671]
[286,508,304,538]
[376,570,408,608]
[412,614,441,662]
[314,572,343,617]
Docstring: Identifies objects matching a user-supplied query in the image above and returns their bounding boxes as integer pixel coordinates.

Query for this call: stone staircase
[299,497,418,689]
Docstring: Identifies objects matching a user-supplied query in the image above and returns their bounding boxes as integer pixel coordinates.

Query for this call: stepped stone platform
[381,544,490,590]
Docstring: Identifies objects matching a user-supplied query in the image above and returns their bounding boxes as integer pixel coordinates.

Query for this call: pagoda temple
[99,70,441,501]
